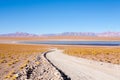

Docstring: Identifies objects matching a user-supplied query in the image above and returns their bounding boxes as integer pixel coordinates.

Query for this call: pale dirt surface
[46,49,120,80]
[17,52,63,80]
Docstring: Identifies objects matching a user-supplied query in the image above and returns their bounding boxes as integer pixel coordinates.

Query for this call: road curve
[46,49,120,80]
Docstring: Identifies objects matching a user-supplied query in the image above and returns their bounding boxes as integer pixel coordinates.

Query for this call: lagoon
[20,41,120,46]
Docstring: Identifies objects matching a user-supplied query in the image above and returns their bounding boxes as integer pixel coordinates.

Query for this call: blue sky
[0,0,120,34]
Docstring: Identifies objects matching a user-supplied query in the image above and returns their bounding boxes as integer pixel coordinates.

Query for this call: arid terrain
[46,49,120,80]
[1,36,120,41]
[0,37,120,80]
[62,46,120,64]
[1,0,120,79]
[0,44,48,80]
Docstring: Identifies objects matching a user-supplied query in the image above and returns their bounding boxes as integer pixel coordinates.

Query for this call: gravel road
[17,52,63,80]
[46,49,120,80]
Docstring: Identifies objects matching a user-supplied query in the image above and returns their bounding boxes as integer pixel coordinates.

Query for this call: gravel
[17,52,63,80]
[46,49,120,80]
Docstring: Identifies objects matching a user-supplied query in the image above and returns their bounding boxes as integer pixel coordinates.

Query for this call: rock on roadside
[16,52,63,80]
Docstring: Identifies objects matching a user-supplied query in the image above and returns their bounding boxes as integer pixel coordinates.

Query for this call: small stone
[54,72,59,76]
[14,73,19,78]
[35,61,40,65]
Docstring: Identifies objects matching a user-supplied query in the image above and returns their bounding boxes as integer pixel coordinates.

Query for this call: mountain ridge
[0,32,120,37]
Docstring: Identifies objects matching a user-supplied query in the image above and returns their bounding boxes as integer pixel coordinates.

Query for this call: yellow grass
[0,44,48,79]
[63,46,120,64]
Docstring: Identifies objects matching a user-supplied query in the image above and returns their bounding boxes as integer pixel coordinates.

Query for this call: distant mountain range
[42,32,120,37]
[0,32,38,37]
[97,32,120,37]
[0,32,120,37]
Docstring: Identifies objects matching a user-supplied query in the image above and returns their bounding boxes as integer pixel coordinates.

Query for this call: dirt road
[46,49,120,80]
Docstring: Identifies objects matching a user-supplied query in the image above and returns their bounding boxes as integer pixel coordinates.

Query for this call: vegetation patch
[0,43,48,80]
[63,46,120,64]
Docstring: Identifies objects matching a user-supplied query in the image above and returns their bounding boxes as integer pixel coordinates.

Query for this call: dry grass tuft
[0,44,48,79]
[63,46,120,64]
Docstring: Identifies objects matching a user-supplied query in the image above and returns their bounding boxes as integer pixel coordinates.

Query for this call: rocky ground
[16,51,64,80]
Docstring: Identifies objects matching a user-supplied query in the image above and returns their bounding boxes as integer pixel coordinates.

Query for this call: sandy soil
[1,36,120,41]
[46,49,120,80]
